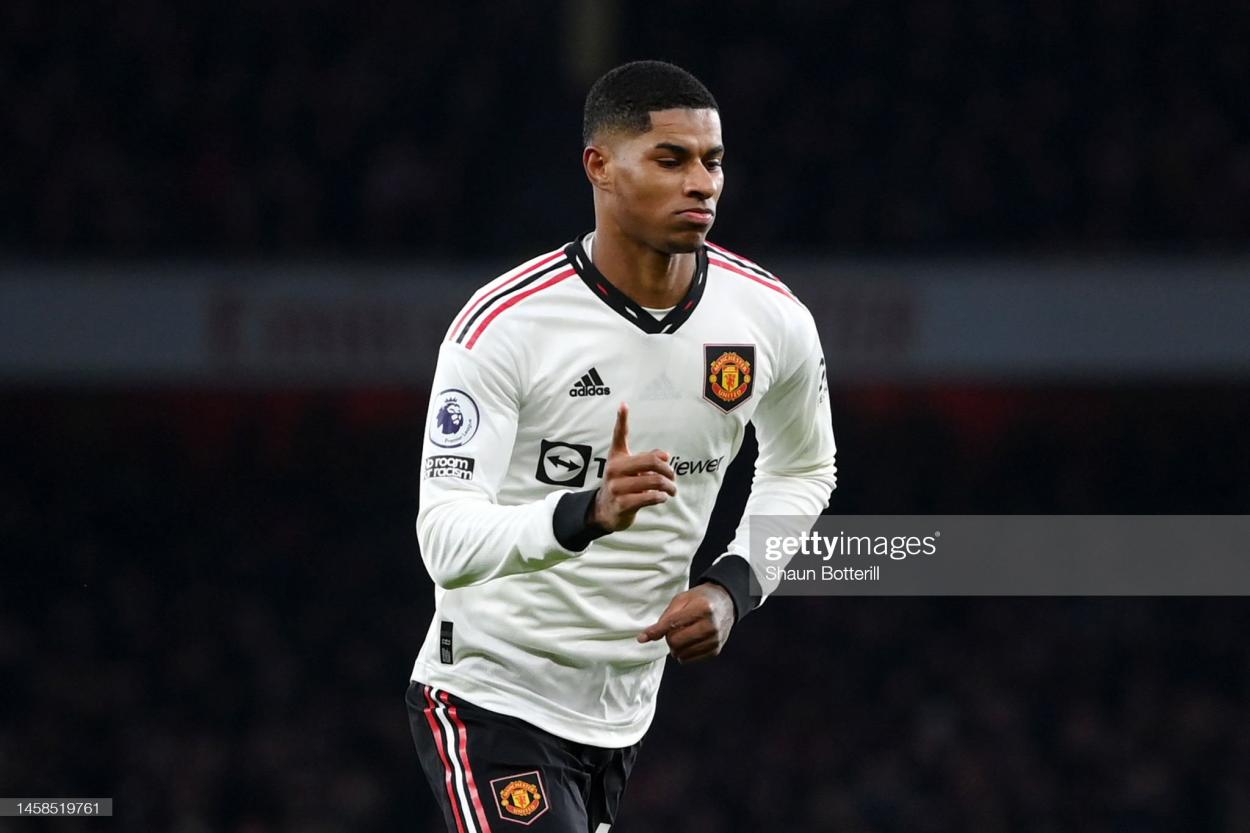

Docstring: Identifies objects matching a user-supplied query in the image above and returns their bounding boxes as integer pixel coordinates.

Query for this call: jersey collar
[564,233,708,335]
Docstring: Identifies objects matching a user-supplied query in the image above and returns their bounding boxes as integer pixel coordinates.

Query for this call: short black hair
[582,60,718,146]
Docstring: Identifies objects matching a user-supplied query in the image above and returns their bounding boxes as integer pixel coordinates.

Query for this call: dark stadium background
[3,2,1250,831]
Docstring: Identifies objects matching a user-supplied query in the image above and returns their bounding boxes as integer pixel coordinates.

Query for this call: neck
[589,225,696,308]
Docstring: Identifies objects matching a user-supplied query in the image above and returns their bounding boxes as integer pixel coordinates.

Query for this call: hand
[589,403,678,532]
[637,583,735,663]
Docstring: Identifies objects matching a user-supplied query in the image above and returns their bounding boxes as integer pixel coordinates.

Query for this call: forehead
[635,108,722,150]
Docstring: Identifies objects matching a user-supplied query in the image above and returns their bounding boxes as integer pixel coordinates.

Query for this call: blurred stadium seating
[2,0,1247,255]
[3,387,1249,831]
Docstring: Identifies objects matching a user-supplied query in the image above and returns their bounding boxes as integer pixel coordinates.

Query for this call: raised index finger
[611,402,631,457]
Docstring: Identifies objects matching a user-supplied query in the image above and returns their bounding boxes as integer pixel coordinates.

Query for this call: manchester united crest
[490,771,548,825]
[704,344,756,412]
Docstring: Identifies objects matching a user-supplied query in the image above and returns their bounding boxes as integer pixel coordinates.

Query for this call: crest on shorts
[490,770,548,825]
[704,344,755,413]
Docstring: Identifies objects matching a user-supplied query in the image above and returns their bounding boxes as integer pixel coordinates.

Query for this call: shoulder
[442,244,578,349]
[705,240,800,303]
[705,240,813,320]
[705,241,821,368]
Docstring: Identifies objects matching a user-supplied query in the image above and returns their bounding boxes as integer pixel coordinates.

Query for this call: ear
[583,144,613,192]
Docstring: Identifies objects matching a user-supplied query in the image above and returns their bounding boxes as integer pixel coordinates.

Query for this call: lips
[678,209,715,225]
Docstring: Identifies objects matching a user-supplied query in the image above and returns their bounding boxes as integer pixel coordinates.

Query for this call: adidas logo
[569,367,611,397]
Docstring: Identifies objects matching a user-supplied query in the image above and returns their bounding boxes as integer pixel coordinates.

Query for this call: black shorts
[406,680,642,833]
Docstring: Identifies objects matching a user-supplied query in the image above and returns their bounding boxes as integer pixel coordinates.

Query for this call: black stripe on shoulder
[708,245,783,284]
[452,257,570,344]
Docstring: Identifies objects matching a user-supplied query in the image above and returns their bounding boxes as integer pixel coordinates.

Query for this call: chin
[664,228,709,254]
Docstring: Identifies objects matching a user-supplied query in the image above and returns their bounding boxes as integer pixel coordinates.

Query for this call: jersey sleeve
[694,305,837,620]
[416,339,599,589]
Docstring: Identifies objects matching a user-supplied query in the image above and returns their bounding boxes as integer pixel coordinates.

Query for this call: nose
[684,162,716,200]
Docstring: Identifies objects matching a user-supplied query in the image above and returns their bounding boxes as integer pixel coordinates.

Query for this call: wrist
[585,489,615,534]
[694,555,757,623]
[554,488,610,551]
[584,489,604,528]
[697,580,734,613]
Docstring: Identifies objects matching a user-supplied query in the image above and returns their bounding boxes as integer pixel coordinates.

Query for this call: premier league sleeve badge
[429,388,481,448]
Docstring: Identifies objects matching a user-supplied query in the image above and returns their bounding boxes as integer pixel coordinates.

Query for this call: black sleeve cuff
[694,554,760,623]
[553,488,611,552]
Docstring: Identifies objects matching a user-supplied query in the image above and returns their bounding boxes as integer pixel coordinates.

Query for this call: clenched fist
[637,583,736,663]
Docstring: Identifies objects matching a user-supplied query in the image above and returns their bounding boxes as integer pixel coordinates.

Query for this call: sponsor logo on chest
[534,439,723,486]
[568,367,611,398]
[535,439,593,486]
[669,454,723,475]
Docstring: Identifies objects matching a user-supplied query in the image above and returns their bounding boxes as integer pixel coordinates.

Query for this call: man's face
[592,108,724,254]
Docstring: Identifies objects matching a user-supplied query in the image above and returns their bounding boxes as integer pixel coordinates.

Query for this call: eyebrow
[653,142,725,156]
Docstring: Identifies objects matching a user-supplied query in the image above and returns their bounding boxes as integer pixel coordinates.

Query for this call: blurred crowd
[2,0,1249,256]
[3,386,1249,832]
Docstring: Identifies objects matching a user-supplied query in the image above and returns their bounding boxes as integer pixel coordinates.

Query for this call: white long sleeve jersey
[411,234,836,747]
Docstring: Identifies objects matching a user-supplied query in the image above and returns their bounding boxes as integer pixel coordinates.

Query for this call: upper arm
[752,306,836,474]
[419,340,521,513]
